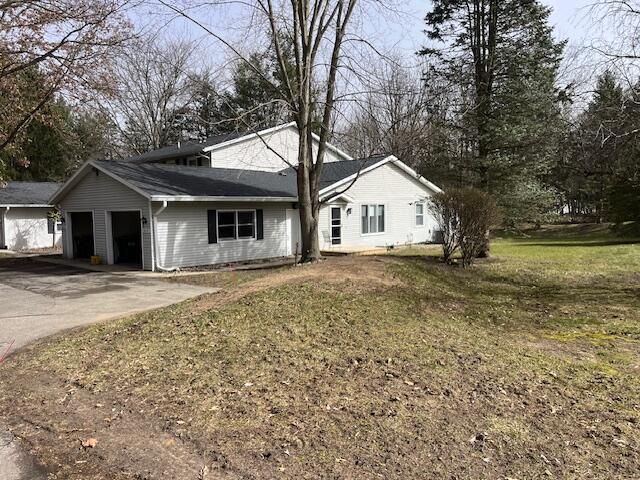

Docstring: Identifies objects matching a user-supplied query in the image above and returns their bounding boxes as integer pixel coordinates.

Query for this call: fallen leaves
[81,437,98,449]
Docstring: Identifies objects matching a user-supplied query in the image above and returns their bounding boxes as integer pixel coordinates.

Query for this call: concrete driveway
[0,257,216,480]
[0,257,215,353]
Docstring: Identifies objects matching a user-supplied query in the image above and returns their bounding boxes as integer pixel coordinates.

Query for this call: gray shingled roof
[127,132,246,164]
[313,154,388,190]
[277,154,388,190]
[94,160,298,198]
[0,181,61,206]
[92,155,389,199]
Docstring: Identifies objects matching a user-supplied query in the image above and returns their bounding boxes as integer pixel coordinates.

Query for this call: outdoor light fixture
[346,207,352,215]
[141,216,148,225]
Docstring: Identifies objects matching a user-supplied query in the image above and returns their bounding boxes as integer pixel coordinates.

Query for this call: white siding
[155,201,290,268]
[209,126,346,172]
[318,162,439,249]
[57,170,153,270]
[3,207,61,250]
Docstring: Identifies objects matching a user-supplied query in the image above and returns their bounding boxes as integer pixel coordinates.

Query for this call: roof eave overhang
[150,195,298,202]
[318,155,443,198]
[318,156,393,197]
[391,160,443,193]
[50,161,153,205]
[201,122,353,161]
[0,204,53,208]
[202,122,297,153]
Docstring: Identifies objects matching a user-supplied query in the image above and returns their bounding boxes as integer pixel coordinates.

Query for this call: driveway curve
[0,257,215,354]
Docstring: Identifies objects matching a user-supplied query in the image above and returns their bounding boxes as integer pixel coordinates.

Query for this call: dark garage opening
[71,212,94,259]
[111,211,142,266]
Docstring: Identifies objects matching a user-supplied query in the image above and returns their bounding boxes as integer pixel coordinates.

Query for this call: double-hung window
[217,210,255,241]
[415,202,425,226]
[361,204,385,234]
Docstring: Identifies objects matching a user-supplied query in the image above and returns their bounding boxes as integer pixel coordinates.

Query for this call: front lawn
[1,226,639,479]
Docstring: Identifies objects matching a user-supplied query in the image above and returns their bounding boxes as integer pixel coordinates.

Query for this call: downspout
[150,200,180,272]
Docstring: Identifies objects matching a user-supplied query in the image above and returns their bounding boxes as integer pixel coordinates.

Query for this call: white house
[50,123,442,271]
[0,182,63,251]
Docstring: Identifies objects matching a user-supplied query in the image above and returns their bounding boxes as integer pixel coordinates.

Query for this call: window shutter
[256,209,264,240]
[47,217,54,234]
[207,210,217,243]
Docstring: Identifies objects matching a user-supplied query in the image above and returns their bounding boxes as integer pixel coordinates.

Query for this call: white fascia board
[318,155,443,198]
[150,195,298,202]
[90,162,153,200]
[391,160,443,193]
[318,156,393,196]
[202,122,297,153]
[322,192,355,203]
[49,161,93,204]
[310,132,353,161]
[0,204,53,208]
[201,122,354,162]
[50,160,153,204]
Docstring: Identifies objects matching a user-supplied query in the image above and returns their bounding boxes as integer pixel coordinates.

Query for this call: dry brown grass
[1,233,639,479]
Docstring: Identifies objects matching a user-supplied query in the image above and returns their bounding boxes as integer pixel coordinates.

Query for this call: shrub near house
[429,188,501,266]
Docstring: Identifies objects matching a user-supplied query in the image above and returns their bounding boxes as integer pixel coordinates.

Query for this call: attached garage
[54,165,154,270]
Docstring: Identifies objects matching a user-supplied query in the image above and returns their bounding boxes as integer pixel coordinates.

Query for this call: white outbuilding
[0,182,62,251]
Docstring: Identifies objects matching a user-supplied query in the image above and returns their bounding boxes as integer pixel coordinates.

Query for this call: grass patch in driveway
[1,227,639,479]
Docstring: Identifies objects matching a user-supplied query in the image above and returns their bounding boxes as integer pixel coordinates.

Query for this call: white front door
[286,209,301,256]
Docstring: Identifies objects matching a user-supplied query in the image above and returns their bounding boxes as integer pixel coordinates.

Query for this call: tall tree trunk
[297,123,321,262]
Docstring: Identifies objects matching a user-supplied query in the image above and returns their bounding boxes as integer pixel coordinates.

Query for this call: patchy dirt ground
[1,237,639,479]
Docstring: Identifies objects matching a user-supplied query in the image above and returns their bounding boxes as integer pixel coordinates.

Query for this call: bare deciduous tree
[338,57,438,169]
[96,37,198,155]
[161,0,358,262]
[0,0,132,177]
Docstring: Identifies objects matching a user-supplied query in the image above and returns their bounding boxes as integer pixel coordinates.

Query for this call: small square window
[216,210,256,241]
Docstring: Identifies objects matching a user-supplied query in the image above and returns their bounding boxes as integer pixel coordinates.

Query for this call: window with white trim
[415,202,425,226]
[217,210,256,240]
[361,204,385,234]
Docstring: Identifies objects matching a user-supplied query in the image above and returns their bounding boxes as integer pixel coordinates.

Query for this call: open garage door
[111,211,142,266]
[70,212,94,258]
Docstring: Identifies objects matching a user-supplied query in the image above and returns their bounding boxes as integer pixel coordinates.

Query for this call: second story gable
[127,122,352,172]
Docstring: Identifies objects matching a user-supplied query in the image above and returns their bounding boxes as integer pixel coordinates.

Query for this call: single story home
[0,181,63,251]
[50,124,442,271]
